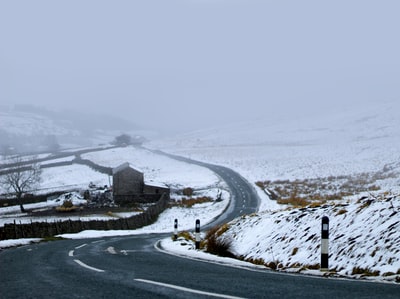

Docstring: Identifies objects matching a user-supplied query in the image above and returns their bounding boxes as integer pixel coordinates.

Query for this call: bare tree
[0,156,42,213]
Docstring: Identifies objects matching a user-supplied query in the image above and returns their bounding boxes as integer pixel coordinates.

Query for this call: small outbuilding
[112,162,170,206]
[112,162,144,196]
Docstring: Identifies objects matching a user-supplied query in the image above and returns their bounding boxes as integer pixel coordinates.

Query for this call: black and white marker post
[195,219,201,250]
[321,216,329,271]
[173,219,178,241]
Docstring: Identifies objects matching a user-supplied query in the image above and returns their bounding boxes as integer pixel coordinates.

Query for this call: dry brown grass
[173,196,213,208]
[55,199,78,212]
[204,224,235,257]
[352,267,380,276]
[255,167,397,207]
[175,230,195,242]
[336,208,348,216]
[182,187,194,196]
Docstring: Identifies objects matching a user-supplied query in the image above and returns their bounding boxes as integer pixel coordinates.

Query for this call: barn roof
[112,162,143,175]
[144,180,169,189]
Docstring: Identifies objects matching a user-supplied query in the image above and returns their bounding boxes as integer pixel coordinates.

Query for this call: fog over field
[1,1,400,134]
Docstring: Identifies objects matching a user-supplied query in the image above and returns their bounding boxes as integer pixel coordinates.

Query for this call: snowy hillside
[150,100,400,283]
[149,100,400,201]
[1,100,399,283]
[0,146,228,230]
[0,105,145,152]
[160,192,400,283]
[218,194,400,282]
[0,111,77,137]
[0,147,224,200]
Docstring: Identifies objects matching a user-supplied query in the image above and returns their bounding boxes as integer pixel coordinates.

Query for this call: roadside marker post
[195,219,201,250]
[321,216,329,271]
[173,219,178,241]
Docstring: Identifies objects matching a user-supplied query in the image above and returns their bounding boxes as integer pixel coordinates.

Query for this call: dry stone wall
[0,194,169,240]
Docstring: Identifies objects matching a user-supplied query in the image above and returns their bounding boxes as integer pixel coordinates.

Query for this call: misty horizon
[1,1,400,133]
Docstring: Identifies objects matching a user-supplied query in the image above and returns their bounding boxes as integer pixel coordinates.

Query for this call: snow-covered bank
[160,193,400,283]
[226,194,399,281]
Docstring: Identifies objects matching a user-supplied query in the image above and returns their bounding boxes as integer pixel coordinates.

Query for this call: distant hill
[149,99,400,195]
[153,99,400,150]
[0,104,144,154]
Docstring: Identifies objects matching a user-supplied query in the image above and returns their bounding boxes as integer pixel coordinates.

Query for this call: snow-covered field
[149,101,400,195]
[81,147,221,190]
[1,100,399,283]
[148,100,400,283]
[0,147,229,231]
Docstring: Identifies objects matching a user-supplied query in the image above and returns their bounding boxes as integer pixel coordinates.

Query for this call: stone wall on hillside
[0,194,169,240]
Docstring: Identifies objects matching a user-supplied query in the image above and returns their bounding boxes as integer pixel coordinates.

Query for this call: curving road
[2,233,399,298]
[1,154,399,298]
[151,149,260,227]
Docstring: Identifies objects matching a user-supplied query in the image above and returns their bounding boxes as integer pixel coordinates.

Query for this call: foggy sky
[1,1,399,132]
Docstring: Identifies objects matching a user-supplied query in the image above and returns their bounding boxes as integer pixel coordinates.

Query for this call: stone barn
[112,162,170,206]
[112,163,144,196]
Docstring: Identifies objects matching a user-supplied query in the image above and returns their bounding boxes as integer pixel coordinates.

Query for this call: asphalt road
[1,234,399,298]
[1,154,399,298]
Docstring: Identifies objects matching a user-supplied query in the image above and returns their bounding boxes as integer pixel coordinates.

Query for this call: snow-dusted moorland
[150,100,400,283]
[0,146,228,228]
[1,100,399,283]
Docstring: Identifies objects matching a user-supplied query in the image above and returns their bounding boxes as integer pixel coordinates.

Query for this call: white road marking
[74,259,105,273]
[106,246,117,255]
[68,250,74,257]
[134,279,246,299]
[75,244,87,249]
[92,240,105,244]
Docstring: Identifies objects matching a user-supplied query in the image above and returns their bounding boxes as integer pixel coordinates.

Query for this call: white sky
[1,0,400,132]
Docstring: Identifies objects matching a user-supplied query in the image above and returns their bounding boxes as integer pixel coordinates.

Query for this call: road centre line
[75,244,87,249]
[74,259,105,273]
[134,278,246,299]
[68,250,74,257]
[92,239,105,244]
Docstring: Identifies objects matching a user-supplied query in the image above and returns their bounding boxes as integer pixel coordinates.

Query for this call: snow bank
[216,194,400,282]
